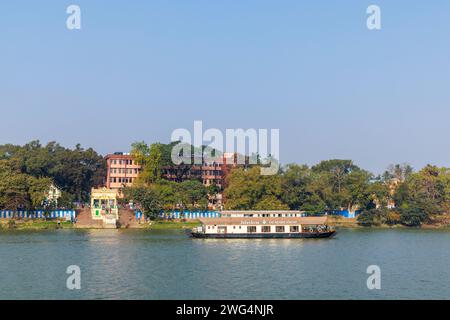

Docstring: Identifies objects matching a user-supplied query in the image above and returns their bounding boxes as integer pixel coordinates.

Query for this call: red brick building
[162,153,238,189]
[105,152,238,190]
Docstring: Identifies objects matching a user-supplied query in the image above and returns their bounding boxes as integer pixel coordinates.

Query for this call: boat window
[275,226,285,232]
[262,226,271,233]
[247,226,257,233]
[290,226,299,232]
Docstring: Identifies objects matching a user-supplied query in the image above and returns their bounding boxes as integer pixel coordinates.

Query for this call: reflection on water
[1,228,450,299]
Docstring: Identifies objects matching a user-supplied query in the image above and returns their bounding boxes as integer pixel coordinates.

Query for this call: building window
[276,226,285,232]
[247,226,257,233]
[290,226,299,232]
[262,226,271,233]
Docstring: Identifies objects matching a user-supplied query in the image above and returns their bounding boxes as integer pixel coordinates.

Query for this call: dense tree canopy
[224,160,450,225]
[123,179,209,218]
[0,141,106,209]
[356,164,450,226]
[224,166,289,210]
[394,165,450,216]
[2,139,450,229]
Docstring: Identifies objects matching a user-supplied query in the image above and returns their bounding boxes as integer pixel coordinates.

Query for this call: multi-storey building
[105,153,142,190]
[105,152,239,191]
[162,152,238,189]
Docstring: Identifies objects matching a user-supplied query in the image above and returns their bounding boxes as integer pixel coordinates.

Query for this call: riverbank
[328,215,450,229]
[0,219,199,231]
[2,216,450,231]
[0,219,74,230]
[147,220,200,230]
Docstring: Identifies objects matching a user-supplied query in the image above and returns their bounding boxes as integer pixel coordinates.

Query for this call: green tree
[224,166,288,210]
[0,141,105,203]
[132,142,167,183]
[123,185,163,219]
[0,159,52,210]
[399,207,427,226]
[179,180,208,210]
[28,176,53,208]
[357,208,391,226]
[394,165,450,216]
[281,164,312,210]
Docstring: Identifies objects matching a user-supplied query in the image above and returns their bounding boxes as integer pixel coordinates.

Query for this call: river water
[0,228,449,299]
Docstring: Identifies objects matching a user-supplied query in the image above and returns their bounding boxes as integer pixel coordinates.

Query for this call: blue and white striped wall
[157,211,221,219]
[0,210,76,219]
[134,210,221,220]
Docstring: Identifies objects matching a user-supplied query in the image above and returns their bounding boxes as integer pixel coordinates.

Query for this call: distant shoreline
[0,219,199,231]
[328,216,450,230]
[2,217,450,231]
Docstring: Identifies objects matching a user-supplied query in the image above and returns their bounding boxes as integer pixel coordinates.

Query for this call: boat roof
[199,216,328,226]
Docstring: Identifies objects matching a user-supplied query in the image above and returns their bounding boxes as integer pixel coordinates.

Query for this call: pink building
[105,153,142,190]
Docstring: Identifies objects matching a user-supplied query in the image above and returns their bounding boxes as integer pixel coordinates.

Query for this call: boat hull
[191,230,336,239]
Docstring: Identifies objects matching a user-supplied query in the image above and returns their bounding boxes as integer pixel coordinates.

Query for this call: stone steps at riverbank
[118,209,143,229]
[74,208,144,229]
[74,208,104,228]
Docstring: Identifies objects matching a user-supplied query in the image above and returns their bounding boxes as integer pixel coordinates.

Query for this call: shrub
[400,207,427,226]
[357,208,385,226]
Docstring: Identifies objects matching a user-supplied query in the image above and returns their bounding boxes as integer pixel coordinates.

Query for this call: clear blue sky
[1,0,449,174]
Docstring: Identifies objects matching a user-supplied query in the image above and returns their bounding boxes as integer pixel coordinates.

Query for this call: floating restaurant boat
[191,216,335,239]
